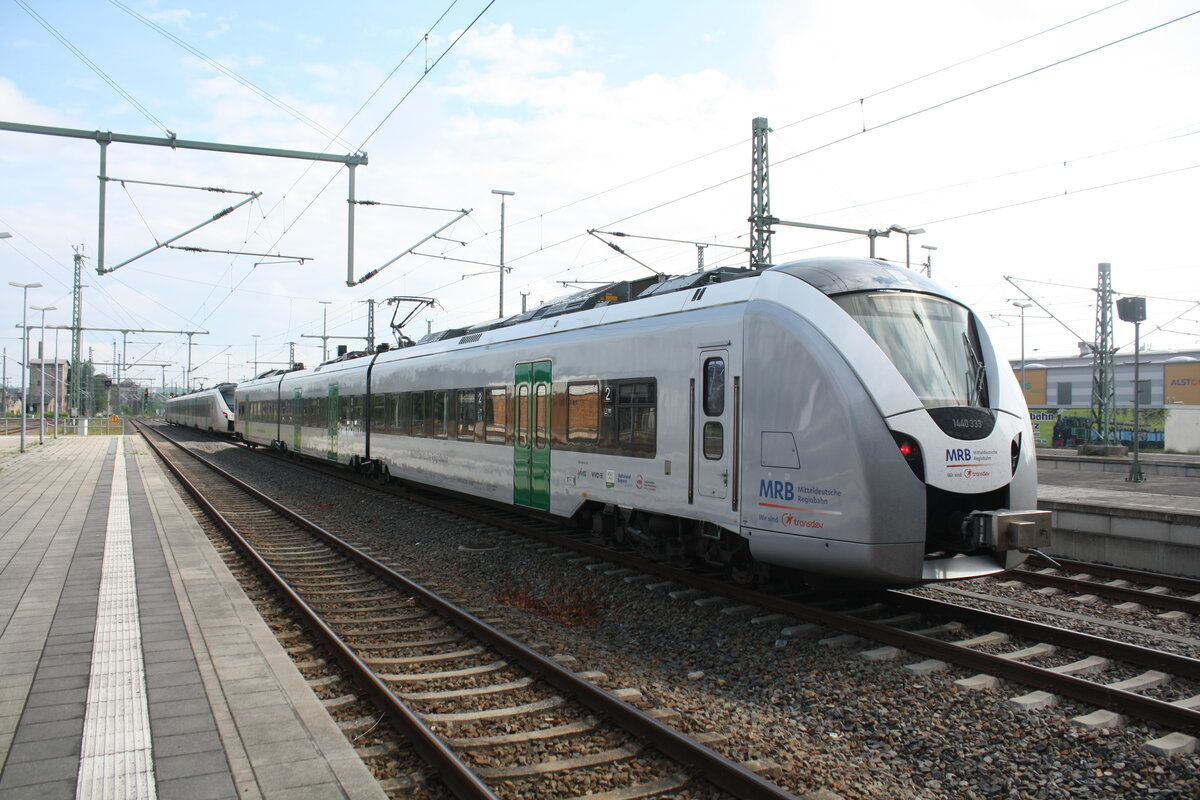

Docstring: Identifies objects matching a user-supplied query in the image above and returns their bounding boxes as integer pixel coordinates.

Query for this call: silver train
[163,383,238,435]
[235,258,1050,586]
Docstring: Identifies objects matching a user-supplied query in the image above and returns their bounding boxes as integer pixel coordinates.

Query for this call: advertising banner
[1165,362,1200,405]
[1029,407,1166,449]
[1014,367,1047,406]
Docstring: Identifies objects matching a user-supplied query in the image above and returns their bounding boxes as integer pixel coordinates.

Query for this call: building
[29,359,71,416]
[1012,348,1200,452]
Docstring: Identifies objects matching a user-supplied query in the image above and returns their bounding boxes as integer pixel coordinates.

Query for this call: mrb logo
[759,480,794,501]
[945,448,972,463]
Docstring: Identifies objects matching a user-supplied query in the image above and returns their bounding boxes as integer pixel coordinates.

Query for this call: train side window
[535,384,549,449]
[457,389,478,441]
[616,380,656,450]
[567,382,599,443]
[372,394,388,433]
[703,421,723,459]
[703,357,725,416]
[517,385,530,447]
[485,388,507,443]
[431,390,448,438]
[395,392,409,435]
[410,391,427,436]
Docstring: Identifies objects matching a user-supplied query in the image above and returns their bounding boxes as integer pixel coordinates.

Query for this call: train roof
[770,257,954,299]
[167,382,237,398]
[239,257,959,382]
[409,257,956,346]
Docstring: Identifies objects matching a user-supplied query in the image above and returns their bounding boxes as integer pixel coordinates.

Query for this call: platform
[1036,451,1200,577]
[0,435,386,799]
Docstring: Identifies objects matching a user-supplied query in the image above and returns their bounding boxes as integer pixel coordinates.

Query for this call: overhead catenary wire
[184,1,497,331]
[107,0,359,152]
[13,0,174,138]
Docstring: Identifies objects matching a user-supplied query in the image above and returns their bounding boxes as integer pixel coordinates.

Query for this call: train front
[742,258,1051,584]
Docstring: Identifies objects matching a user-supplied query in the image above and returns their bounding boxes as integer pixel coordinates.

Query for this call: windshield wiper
[962,331,986,407]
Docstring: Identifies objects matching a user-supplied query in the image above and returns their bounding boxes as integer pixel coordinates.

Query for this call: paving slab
[0,435,386,799]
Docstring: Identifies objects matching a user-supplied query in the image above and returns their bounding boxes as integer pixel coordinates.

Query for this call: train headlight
[891,432,924,481]
[1011,433,1022,474]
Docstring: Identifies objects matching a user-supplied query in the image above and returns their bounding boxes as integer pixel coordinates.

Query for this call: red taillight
[891,432,925,481]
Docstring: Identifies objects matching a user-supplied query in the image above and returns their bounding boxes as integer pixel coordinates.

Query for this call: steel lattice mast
[1090,262,1116,445]
[71,246,84,414]
[749,117,772,269]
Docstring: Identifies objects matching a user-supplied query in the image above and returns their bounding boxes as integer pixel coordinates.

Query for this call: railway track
[135,420,798,800]
[238,431,1200,739]
[1002,556,1200,616]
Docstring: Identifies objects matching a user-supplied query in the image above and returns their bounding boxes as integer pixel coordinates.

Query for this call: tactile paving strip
[76,445,156,799]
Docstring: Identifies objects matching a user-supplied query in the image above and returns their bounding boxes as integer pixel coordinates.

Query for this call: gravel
[190,437,1200,800]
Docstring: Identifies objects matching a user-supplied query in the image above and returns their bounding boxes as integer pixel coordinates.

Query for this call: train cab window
[485,388,507,443]
[567,382,599,443]
[703,421,723,459]
[616,380,656,448]
[703,357,725,416]
[535,384,549,449]
[431,391,448,438]
[517,385,530,447]
[410,391,427,436]
[457,389,478,441]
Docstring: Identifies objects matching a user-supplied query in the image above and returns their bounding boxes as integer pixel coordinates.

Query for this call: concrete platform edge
[130,439,388,800]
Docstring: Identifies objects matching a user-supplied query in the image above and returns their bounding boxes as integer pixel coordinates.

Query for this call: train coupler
[966,510,1052,552]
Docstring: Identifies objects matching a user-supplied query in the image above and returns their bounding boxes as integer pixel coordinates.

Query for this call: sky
[1,0,1198,394]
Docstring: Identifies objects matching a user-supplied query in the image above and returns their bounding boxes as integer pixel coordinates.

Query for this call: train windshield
[834,291,987,408]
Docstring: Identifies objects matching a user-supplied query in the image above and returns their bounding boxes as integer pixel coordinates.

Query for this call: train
[163,382,237,435]
[226,257,1051,586]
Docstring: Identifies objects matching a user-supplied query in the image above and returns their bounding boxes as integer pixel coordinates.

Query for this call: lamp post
[31,304,56,445]
[888,224,925,270]
[8,280,42,453]
[921,244,937,278]
[1116,296,1147,482]
[492,189,515,318]
[52,327,60,439]
[1013,301,1032,399]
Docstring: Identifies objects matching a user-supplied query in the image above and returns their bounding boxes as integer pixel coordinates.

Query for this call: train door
[514,360,551,509]
[695,350,732,501]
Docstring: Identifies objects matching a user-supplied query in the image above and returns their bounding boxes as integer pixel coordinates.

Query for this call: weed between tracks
[495,579,605,626]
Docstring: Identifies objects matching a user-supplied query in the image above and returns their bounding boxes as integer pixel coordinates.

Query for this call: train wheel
[375,464,391,485]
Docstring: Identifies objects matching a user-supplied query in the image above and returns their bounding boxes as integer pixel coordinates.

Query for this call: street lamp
[31,305,57,445]
[8,281,42,453]
[492,189,515,318]
[1013,301,1032,399]
[52,326,60,439]
[1117,296,1147,482]
[888,224,925,270]
[921,244,937,278]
